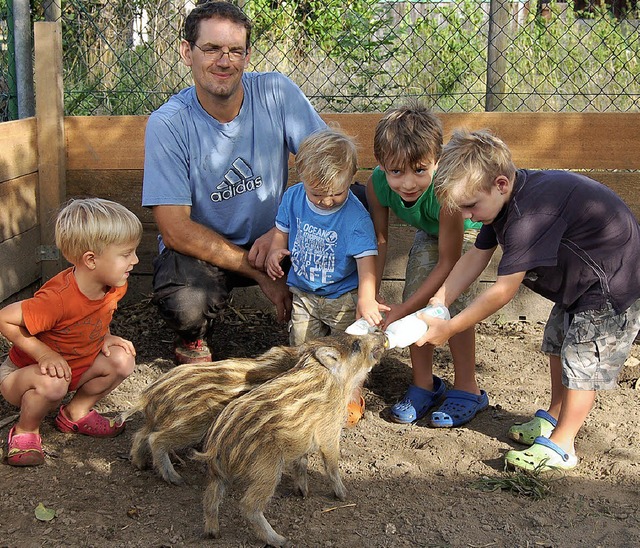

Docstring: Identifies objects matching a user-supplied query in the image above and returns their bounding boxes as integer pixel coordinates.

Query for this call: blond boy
[0,198,142,466]
[420,129,640,471]
[267,128,388,425]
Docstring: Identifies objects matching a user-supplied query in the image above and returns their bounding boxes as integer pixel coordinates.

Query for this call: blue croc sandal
[429,389,489,428]
[390,376,446,424]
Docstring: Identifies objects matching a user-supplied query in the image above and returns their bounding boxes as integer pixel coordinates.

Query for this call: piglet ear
[314,347,342,375]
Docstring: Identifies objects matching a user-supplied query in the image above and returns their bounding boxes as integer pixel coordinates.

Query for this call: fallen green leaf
[35,502,56,522]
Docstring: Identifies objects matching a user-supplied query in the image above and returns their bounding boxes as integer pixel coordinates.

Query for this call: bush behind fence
[1,0,639,120]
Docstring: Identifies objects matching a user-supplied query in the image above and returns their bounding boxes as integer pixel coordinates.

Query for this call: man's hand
[248,229,277,272]
[257,274,292,323]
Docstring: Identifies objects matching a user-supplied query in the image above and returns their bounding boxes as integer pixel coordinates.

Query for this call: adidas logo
[210,158,263,203]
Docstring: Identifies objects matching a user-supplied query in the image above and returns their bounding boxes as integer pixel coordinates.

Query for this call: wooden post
[485,0,510,112]
[34,21,66,281]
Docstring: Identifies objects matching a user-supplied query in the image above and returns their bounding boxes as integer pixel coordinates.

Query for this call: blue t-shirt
[275,183,378,298]
[142,72,326,251]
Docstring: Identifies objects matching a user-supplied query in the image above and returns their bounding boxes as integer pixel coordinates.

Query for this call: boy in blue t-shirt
[267,128,389,426]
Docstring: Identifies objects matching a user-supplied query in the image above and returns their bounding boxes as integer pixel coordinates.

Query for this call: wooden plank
[440,112,640,170]
[324,112,640,170]
[34,22,66,281]
[66,169,152,222]
[65,113,640,172]
[65,116,148,170]
[590,171,640,220]
[0,228,41,302]
[0,118,38,181]
[0,174,38,240]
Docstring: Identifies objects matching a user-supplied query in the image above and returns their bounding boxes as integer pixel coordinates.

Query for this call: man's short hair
[373,100,443,170]
[434,129,517,211]
[295,128,358,195]
[184,1,253,49]
[55,198,143,264]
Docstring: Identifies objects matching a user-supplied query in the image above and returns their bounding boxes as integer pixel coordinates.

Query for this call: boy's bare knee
[37,374,70,402]
[105,346,136,378]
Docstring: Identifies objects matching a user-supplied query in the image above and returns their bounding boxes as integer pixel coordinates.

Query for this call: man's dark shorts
[151,249,254,341]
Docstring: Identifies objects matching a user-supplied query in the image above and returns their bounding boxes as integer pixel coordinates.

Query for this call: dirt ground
[1,296,639,548]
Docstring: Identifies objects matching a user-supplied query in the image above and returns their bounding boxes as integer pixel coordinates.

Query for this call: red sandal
[6,426,45,467]
[54,405,125,438]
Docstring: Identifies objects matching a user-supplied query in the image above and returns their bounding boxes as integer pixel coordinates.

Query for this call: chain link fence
[1,0,639,120]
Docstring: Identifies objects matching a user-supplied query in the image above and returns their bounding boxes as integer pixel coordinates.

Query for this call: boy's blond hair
[295,128,357,194]
[55,198,143,264]
[435,129,517,212]
[373,101,443,170]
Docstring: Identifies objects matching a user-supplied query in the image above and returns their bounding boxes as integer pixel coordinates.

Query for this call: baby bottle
[345,317,378,336]
[384,304,451,349]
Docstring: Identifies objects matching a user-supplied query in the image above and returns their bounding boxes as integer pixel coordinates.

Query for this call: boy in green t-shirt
[366,102,486,426]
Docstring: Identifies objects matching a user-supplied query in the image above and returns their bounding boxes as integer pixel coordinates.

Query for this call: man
[142,1,326,364]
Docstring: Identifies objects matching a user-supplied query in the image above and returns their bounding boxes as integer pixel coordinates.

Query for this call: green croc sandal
[505,436,578,472]
[508,409,557,445]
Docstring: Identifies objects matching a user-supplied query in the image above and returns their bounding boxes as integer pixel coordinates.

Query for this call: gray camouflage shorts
[403,229,479,316]
[541,298,640,390]
[289,287,358,346]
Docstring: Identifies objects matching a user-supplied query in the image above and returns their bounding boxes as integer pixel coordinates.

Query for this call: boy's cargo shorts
[403,229,479,316]
[289,287,357,346]
[541,298,640,390]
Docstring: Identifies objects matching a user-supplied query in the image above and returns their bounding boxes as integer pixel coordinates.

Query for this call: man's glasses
[192,43,247,62]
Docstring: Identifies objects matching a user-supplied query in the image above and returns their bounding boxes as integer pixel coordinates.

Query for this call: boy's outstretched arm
[387,206,466,327]
[356,255,390,326]
[430,244,495,307]
[420,269,526,347]
[0,302,71,381]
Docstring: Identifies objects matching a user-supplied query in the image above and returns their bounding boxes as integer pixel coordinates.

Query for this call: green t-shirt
[371,166,481,235]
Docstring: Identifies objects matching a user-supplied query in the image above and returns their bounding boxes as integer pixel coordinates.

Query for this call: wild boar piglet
[121,345,300,485]
[198,332,387,547]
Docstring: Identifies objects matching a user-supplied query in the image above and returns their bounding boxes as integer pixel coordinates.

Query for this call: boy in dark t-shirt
[416,129,640,472]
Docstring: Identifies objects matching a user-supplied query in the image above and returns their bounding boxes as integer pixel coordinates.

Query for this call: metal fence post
[12,0,35,118]
[485,0,510,112]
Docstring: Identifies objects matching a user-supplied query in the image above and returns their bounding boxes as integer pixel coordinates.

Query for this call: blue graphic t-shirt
[142,72,326,251]
[275,183,378,298]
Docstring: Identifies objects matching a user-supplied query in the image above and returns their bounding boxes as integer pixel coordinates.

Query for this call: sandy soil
[1,297,639,548]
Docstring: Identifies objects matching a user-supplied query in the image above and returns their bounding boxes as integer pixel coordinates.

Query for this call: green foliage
[471,464,557,500]
[25,0,640,114]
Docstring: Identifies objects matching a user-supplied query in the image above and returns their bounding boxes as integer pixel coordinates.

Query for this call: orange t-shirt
[9,267,127,390]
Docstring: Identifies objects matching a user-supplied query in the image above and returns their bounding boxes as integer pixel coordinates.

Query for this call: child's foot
[505,436,578,472]
[6,426,45,467]
[429,389,489,428]
[55,405,125,438]
[508,409,557,445]
[389,377,446,424]
[346,396,366,427]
